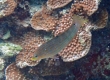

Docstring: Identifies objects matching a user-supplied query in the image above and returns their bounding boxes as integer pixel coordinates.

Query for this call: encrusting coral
[47,0,72,9]
[53,13,74,36]
[5,63,31,80]
[0,0,17,18]
[70,0,100,16]
[30,5,58,32]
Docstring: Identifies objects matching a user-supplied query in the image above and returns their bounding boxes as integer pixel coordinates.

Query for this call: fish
[31,15,88,61]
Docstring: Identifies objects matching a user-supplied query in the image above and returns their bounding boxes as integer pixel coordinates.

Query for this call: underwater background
[0,0,110,80]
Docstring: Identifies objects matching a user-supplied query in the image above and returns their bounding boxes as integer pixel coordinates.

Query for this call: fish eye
[73,23,78,26]
[35,55,38,57]
[34,54,38,57]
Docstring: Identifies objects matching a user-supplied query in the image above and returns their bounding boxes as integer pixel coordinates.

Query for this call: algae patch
[0,43,22,57]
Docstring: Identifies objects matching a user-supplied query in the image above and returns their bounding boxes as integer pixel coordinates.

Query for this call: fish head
[30,54,41,61]
[30,53,45,61]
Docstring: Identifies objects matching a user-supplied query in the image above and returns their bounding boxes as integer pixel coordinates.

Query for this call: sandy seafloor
[1,0,110,80]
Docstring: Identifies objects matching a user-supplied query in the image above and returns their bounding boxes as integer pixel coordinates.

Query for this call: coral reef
[0,0,108,80]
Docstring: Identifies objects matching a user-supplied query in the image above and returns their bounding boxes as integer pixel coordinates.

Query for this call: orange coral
[5,63,30,80]
[53,13,74,36]
[0,0,17,17]
[47,0,72,9]
[58,25,91,62]
[30,6,58,32]
[70,0,100,16]
[11,31,45,68]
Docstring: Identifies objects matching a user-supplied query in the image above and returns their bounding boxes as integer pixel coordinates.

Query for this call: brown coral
[30,6,58,32]
[53,13,74,36]
[29,56,74,76]
[90,9,108,30]
[5,63,30,80]
[58,25,92,62]
[70,0,100,16]
[47,0,72,9]
[11,31,46,68]
[0,0,17,17]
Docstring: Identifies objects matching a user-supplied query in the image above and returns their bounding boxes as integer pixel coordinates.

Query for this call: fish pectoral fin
[48,54,55,59]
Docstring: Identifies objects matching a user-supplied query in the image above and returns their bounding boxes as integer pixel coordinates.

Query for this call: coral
[71,27,110,80]
[0,0,17,18]
[70,0,100,16]
[11,31,46,68]
[0,43,22,58]
[58,26,92,62]
[31,5,58,32]
[52,12,91,62]
[47,0,72,9]
[29,56,74,76]
[90,8,108,30]
[5,63,31,80]
[0,58,5,71]
[53,13,74,36]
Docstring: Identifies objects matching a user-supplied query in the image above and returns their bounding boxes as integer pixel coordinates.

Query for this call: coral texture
[31,6,58,32]
[5,63,30,80]
[29,56,74,76]
[53,13,74,36]
[0,0,17,17]
[47,0,72,9]
[91,9,108,30]
[70,0,100,16]
[13,31,46,68]
[58,24,92,62]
